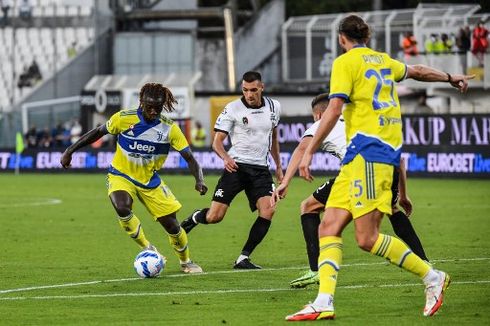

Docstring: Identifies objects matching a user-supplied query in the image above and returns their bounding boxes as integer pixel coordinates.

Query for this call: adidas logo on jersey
[126,130,135,136]
[129,141,156,153]
[355,201,363,208]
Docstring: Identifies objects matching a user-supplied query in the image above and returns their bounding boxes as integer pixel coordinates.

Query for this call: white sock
[236,254,248,263]
[312,293,334,308]
[423,269,440,285]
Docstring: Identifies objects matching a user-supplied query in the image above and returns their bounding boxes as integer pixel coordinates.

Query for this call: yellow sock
[370,233,430,278]
[168,227,190,263]
[118,213,150,249]
[318,236,343,296]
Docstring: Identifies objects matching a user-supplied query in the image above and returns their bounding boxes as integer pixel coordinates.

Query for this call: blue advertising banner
[1,114,489,177]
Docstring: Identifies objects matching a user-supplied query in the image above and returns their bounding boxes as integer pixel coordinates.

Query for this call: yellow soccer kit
[105,108,188,217]
[329,45,407,166]
[327,45,406,217]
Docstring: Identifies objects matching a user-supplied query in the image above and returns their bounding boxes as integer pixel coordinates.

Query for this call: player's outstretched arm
[406,64,475,93]
[60,124,108,169]
[212,131,238,172]
[270,137,311,207]
[299,99,343,182]
[181,149,208,195]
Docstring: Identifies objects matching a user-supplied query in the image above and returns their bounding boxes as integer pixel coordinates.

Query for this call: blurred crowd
[401,20,489,67]
[24,119,113,149]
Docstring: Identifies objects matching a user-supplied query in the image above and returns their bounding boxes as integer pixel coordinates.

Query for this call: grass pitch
[0,173,489,325]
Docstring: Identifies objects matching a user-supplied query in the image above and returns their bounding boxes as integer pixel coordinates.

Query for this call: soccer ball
[134,250,165,278]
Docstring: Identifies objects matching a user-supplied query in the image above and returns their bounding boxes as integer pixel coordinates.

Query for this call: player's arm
[406,64,474,93]
[271,136,311,207]
[397,157,413,216]
[212,131,238,172]
[270,127,283,184]
[60,124,108,169]
[299,98,343,182]
[180,149,208,195]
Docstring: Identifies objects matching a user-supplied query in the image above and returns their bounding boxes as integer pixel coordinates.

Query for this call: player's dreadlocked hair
[139,83,178,113]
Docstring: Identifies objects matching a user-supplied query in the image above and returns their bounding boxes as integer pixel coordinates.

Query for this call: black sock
[389,211,429,261]
[241,216,271,256]
[301,213,321,271]
[194,208,209,224]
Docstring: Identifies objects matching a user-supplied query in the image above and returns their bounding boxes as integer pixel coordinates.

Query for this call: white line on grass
[0,198,62,208]
[0,280,489,301]
[0,257,488,295]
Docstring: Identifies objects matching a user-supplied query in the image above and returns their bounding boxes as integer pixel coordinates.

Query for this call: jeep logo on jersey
[129,141,156,153]
[242,117,248,125]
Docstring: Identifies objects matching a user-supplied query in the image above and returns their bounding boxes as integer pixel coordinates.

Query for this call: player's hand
[60,151,72,169]
[270,183,288,207]
[223,156,238,173]
[449,73,475,93]
[299,153,314,182]
[398,195,413,217]
[275,168,284,184]
[195,182,208,196]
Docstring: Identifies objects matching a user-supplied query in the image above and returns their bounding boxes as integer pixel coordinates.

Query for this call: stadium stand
[0,0,94,113]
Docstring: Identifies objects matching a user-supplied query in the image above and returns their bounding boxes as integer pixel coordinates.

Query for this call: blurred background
[0,0,489,178]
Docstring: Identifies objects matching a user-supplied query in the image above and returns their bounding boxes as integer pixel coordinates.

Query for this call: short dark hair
[139,82,177,113]
[242,71,262,83]
[311,93,330,108]
[338,14,371,44]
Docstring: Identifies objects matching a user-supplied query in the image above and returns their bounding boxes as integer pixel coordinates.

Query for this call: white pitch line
[0,257,488,295]
[0,198,62,208]
[1,280,489,301]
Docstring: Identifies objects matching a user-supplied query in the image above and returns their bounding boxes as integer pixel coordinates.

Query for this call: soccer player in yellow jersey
[286,15,474,321]
[61,83,208,274]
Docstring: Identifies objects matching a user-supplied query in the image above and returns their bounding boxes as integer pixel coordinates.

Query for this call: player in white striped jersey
[181,71,284,269]
[272,93,429,288]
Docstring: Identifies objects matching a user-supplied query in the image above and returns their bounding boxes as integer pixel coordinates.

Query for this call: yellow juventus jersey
[105,108,189,188]
[329,45,407,166]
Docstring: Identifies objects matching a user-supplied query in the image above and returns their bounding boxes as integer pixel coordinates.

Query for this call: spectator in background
[424,34,438,54]
[472,20,489,67]
[38,127,52,148]
[70,119,82,144]
[17,65,32,88]
[456,26,472,73]
[191,120,207,148]
[440,33,453,53]
[25,125,38,147]
[67,42,78,59]
[1,0,11,27]
[28,60,42,82]
[401,31,418,60]
[51,123,68,147]
[19,0,32,20]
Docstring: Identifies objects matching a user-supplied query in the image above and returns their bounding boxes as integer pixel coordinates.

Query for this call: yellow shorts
[106,174,182,219]
[326,154,393,219]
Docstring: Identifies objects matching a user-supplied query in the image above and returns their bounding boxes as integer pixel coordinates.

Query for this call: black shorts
[312,177,336,205]
[212,163,274,212]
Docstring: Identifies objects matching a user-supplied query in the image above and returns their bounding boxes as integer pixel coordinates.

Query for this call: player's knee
[259,206,275,219]
[206,212,224,224]
[113,205,131,217]
[300,199,310,214]
[356,235,377,252]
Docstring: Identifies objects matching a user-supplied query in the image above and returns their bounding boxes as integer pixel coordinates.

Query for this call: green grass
[0,173,489,325]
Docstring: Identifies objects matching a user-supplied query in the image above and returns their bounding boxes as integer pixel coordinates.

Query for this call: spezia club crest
[242,117,248,125]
